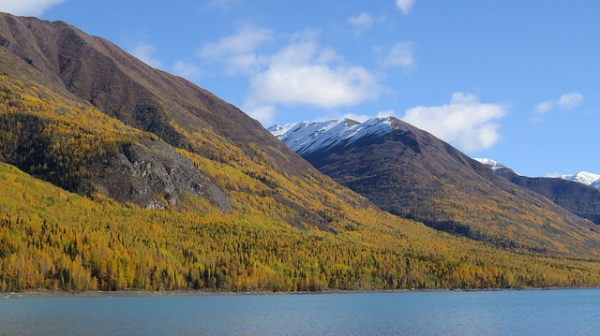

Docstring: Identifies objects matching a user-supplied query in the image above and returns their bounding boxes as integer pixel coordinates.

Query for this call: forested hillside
[271,117,600,256]
[2,13,600,292]
[4,160,600,292]
[1,67,600,292]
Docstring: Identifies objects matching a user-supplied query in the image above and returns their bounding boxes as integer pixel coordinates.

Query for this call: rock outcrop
[94,138,230,211]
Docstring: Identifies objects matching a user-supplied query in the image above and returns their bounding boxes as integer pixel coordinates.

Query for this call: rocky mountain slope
[476,159,600,224]
[0,12,326,219]
[3,12,600,292]
[271,117,600,254]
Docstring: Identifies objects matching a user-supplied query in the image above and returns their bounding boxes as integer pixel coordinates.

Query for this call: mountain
[0,12,318,215]
[270,117,600,254]
[3,12,600,292]
[560,172,600,189]
[476,159,600,224]
[471,158,511,172]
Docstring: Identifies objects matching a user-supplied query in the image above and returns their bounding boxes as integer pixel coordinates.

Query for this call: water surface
[1,289,598,335]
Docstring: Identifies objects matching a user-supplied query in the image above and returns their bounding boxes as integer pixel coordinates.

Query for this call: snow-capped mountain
[269,117,393,156]
[473,158,509,171]
[270,115,600,248]
[560,172,600,189]
[476,158,600,190]
[273,115,600,228]
[475,158,600,224]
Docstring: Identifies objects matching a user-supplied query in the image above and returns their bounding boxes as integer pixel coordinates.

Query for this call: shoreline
[2,286,598,299]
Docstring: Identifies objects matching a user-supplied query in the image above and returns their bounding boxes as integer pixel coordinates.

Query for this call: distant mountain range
[474,158,600,189]
[270,117,600,254]
[560,172,600,189]
[475,158,600,224]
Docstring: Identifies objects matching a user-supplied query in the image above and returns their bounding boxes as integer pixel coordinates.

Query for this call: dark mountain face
[490,168,600,225]
[0,13,306,173]
[274,117,600,254]
[0,12,355,230]
[305,118,497,216]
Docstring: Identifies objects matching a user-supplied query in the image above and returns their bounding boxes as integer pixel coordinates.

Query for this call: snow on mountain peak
[473,158,507,171]
[475,158,600,190]
[272,120,600,191]
[560,171,600,187]
[268,117,393,156]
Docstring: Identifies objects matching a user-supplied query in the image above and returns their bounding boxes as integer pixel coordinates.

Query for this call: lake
[1,289,599,335]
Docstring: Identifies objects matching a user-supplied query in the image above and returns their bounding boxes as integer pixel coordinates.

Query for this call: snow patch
[268,117,393,156]
[560,172,600,188]
[473,158,507,171]
[475,158,600,190]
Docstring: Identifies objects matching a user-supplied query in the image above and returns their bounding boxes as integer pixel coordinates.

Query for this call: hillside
[5,160,600,292]
[2,12,600,292]
[271,117,600,255]
[0,12,342,227]
[476,159,600,225]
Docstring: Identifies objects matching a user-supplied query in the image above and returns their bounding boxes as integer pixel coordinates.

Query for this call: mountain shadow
[482,164,600,225]
[272,117,600,255]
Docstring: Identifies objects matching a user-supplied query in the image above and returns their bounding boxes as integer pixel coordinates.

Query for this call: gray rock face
[94,138,230,212]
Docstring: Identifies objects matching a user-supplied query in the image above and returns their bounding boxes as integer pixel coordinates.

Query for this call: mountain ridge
[271,116,600,254]
[0,12,296,170]
[560,171,600,189]
[0,11,409,245]
[474,158,600,189]
[476,158,600,224]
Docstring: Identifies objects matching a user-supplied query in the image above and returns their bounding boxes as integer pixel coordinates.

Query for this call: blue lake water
[1,289,599,335]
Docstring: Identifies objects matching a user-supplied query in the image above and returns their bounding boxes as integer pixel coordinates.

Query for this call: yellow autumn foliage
[1,72,600,292]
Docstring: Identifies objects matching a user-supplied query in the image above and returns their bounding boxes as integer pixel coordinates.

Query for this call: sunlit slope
[0,12,367,229]
[1,12,600,292]
[3,161,600,292]
[5,12,600,259]
[0,71,599,291]
[0,67,361,229]
[0,12,306,176]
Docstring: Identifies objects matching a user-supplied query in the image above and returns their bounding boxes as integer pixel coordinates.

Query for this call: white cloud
[172,61,203,80]
[130,42,161,68]
[200,27,381,125]
[534,92,583,123]
[383,42,414,69]
[558,92,584,109]
[199,25,272,59]
[348,13,374,28]
[247,105,276,125]
[198,25,272,75]
[395,0,415,15]
[402,93,507,152]
[227,53,268,76]
[0,0,64,16]
[348,13,387,35]
[244,40,380,114]
[535,101,554,114]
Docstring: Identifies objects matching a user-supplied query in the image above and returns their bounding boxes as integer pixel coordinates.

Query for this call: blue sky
[2,0,599,177]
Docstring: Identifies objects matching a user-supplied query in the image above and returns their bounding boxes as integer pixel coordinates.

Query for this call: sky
[1,0,599,177]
